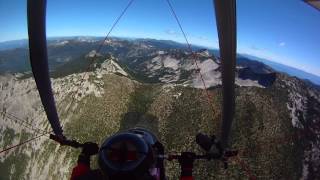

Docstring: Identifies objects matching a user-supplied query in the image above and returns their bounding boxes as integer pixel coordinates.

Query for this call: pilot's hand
[178,152,195,176]
[178,152,195,166]
[81,142,99,156]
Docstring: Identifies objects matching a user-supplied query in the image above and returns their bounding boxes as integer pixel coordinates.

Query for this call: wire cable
[60,0,135,119]
[3,111,48,134]
[0,132,50,154]
[165,0,216,117]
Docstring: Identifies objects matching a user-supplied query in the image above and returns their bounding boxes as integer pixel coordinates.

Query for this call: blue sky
[0,0,320,76]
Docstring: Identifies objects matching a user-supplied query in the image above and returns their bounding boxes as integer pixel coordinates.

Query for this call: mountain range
[1,36,319,86]
[0,37,319,179]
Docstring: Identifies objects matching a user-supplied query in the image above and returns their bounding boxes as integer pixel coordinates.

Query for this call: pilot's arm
[70,142,99,180]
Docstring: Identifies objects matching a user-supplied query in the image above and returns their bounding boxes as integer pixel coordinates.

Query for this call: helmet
[98,128,158,179]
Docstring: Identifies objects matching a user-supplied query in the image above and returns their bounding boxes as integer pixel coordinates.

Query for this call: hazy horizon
[1,35,320,84]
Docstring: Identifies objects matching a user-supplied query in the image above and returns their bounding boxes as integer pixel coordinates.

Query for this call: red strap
[180,176,194,180]
[70,163,90,180]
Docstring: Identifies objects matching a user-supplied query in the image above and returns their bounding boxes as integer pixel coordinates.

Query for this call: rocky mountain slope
[0,38,319,179]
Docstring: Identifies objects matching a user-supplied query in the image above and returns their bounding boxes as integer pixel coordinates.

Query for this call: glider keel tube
[27,0,63,136]
[213,0,237,149]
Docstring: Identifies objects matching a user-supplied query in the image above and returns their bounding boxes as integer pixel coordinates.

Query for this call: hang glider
[304,0,320,11]
[27,0,237,151]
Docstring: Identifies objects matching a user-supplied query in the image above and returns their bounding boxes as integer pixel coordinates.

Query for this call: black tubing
[213,0,237,149]
[27,0,63,136]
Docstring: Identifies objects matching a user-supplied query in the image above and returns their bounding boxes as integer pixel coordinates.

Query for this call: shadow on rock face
[238,67,276,87]
[119,112,159,137]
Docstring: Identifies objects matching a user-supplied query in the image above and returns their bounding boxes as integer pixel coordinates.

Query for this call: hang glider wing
[304,0,320,11]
